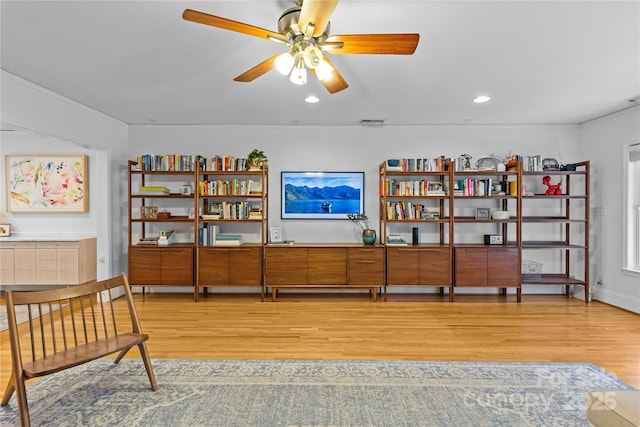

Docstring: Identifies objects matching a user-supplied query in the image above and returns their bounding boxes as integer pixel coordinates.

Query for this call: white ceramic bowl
[491,210,510,220]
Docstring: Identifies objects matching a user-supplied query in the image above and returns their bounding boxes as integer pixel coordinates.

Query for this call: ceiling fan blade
[183,9,287,43]
[233,54,279,82]
[298,0,339,37]
[311,56,348,94]
[325,34,420,55]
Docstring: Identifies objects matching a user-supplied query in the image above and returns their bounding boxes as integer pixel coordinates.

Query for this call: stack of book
[137,185,170,195]
[386,234,408,246]
[137,237,158,245]
[215,234,242,246]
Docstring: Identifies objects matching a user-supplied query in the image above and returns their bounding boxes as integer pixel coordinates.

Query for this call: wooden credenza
[0,238,97,286]
[264,243,385,301]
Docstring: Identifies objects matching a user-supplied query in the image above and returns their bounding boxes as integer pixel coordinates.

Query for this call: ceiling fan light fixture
[290,57,307,85]
[275,51,295,75]
[315,59,334,81]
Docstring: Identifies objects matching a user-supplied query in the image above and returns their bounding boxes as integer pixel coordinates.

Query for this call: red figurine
[542,175,562,195]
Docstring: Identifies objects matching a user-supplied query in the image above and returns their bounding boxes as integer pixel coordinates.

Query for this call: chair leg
[2,373,30,427]
[113,347,133,364]
[137,343,158,391]
[1,372,16,406]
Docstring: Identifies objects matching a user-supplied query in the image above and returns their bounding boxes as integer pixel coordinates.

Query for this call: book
[137,237,158,245]
[215,233,242,246]
[386,234,408,246]
[138,186,170,195]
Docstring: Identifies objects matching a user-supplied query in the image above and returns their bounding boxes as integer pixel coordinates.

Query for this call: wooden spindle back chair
[1,274,157,427]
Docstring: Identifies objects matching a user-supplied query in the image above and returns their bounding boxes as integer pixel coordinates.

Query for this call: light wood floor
[1,292,639,390]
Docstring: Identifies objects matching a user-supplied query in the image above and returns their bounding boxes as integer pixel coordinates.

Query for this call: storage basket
[522,260,543,279]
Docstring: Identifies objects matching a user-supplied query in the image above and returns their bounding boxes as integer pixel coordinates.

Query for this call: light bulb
[303,46,322,69]
[290,65,307,85]
[315,60,334,81]
[275,52,295,75]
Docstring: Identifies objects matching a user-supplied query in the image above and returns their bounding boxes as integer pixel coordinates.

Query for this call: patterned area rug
[0,359,632,426]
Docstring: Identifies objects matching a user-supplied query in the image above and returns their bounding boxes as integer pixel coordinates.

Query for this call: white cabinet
[0,238,96,286]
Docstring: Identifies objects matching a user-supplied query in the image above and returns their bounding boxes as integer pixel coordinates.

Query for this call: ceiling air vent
[360,119,384,127]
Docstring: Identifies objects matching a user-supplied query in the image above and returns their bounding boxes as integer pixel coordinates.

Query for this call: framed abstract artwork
[5,154,89,212]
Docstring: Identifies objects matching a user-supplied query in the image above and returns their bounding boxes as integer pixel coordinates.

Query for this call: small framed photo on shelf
[180,184,193,196]
[475,208,491,220]
[269,227,282,243]
[0,224,11,237]
[427,182,444,195]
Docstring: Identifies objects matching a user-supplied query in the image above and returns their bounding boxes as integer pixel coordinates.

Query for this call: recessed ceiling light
[305,95,319,103]
[473,95,491,103]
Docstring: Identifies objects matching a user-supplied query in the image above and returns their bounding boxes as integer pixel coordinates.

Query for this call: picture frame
[281,171,364,220]
[0,224,11,237]
[475,208,491,220]
[427,181,444,194]
[180,184,192,196]
[270,226,283,243]
[5,154,89,212]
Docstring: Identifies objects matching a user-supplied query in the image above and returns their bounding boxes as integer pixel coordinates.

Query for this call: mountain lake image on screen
[281,172,365,220]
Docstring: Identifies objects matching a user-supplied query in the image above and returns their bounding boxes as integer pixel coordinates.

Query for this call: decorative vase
[362,229,376,245]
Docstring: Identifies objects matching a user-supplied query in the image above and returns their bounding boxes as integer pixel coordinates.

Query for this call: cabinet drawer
[36,241,80,249]
[160,248,193,285]
[229,247,261,286]
[386,247,421,285]
[348,259,384,285]
[198,247,261,286]
[0,242,35,249]
[348,247,384,262]
[488,248,520,286]
[129,246,193,286]
[265,247,307,285]
[454,247,488,286]
[307,248,347,285]
[419,247,451,285]
[198,248,230,285]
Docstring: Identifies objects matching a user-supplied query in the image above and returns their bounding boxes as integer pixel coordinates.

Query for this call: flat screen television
[281,171,365,220]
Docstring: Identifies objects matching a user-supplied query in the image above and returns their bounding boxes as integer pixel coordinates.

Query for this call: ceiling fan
[182,0,419,94]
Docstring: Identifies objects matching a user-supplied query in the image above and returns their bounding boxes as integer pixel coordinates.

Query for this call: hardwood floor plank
[2,293,638,390]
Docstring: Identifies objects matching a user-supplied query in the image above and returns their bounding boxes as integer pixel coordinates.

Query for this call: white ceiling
[1,1,638,127]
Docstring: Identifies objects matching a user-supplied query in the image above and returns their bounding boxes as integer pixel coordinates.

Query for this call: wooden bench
[1,274,157,427]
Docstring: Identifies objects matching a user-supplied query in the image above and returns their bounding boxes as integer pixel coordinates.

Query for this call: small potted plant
[246,149,268,171]
[347,212,376,245]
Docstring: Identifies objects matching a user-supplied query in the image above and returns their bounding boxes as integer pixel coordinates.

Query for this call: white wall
[578,107,640,313]
[1,71,129,280]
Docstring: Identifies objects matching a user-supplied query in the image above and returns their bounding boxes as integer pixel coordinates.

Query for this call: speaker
[412,227,419,245]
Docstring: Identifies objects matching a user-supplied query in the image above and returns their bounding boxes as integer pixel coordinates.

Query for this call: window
[624,142,640,273]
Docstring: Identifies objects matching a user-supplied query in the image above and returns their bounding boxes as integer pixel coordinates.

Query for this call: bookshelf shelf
[520,161,590,301]
[127,160,197,300]
[195,163,268,301]
[379,160,454,300]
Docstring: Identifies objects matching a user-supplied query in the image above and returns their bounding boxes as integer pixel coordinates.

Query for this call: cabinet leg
[271,288,278,302]
[517,288,522,303]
